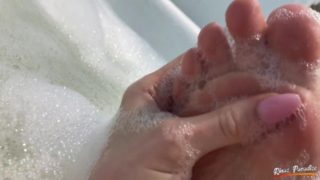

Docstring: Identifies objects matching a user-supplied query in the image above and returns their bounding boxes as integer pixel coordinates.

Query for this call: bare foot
[166,0,320,179]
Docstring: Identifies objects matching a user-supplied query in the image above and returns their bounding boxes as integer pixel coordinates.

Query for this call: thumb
[183,93,302,157]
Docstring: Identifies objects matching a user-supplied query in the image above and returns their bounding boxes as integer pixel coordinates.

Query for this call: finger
[120,50,186,111]
[179,72,262,116]
[183,93,302,157]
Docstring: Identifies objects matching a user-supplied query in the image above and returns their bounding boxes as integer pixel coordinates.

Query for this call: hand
[89,57,300,180]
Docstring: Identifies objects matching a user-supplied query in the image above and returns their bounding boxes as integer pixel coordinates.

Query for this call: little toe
[198,22,233,78]
[172,48,202,111]
[181,48,202,80]
[198,23,231,62]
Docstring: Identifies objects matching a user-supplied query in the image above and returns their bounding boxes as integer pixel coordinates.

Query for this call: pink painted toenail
[258,94,302,125]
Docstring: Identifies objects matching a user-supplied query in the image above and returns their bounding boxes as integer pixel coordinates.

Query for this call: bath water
[0,0,165,179]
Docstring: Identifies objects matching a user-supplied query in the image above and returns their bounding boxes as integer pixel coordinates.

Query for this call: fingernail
[258,94,302,125]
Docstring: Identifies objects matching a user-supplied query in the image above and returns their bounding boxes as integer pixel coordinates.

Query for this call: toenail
[258,93,302,125]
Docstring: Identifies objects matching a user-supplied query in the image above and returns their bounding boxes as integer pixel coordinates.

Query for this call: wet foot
[167,0,320,179]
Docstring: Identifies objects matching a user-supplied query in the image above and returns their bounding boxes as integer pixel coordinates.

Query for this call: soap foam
[109,108,199,180]
[0,0,165,179]
[111,108,176,136]
[0,70,107,180]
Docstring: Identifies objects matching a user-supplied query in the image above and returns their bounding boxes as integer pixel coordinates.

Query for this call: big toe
[226,0,266,41]
[266,4,320,62]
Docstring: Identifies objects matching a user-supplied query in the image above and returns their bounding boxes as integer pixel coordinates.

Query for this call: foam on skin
[105,108,197,180]
[158,24,318,179]
[1,0,319,179]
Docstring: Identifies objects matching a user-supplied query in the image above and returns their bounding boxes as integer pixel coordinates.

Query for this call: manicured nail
[258,94,302,125]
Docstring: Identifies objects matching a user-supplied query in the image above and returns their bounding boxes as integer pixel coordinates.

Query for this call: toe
[181,48,202,79]
[266,4,320,62]
[198,23,231,62]
[226,0,266,41]
[198,23,233,77]
[172,48,202,111]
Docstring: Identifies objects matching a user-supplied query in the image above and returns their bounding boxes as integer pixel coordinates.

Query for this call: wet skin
[162,0,320,179]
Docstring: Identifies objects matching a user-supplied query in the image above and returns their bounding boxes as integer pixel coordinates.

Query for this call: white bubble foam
[0,0,166,179]
[268,6,320,25]
[267,8,296,24]
[108,107,201,180]
[0,72,109,180]
[110,108,176,139]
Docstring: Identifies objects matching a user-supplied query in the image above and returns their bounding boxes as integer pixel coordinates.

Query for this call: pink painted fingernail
[258,94,302,125]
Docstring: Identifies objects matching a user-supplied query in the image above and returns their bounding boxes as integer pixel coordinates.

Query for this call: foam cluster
[0,72,106,180]
[0,0,165,179]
